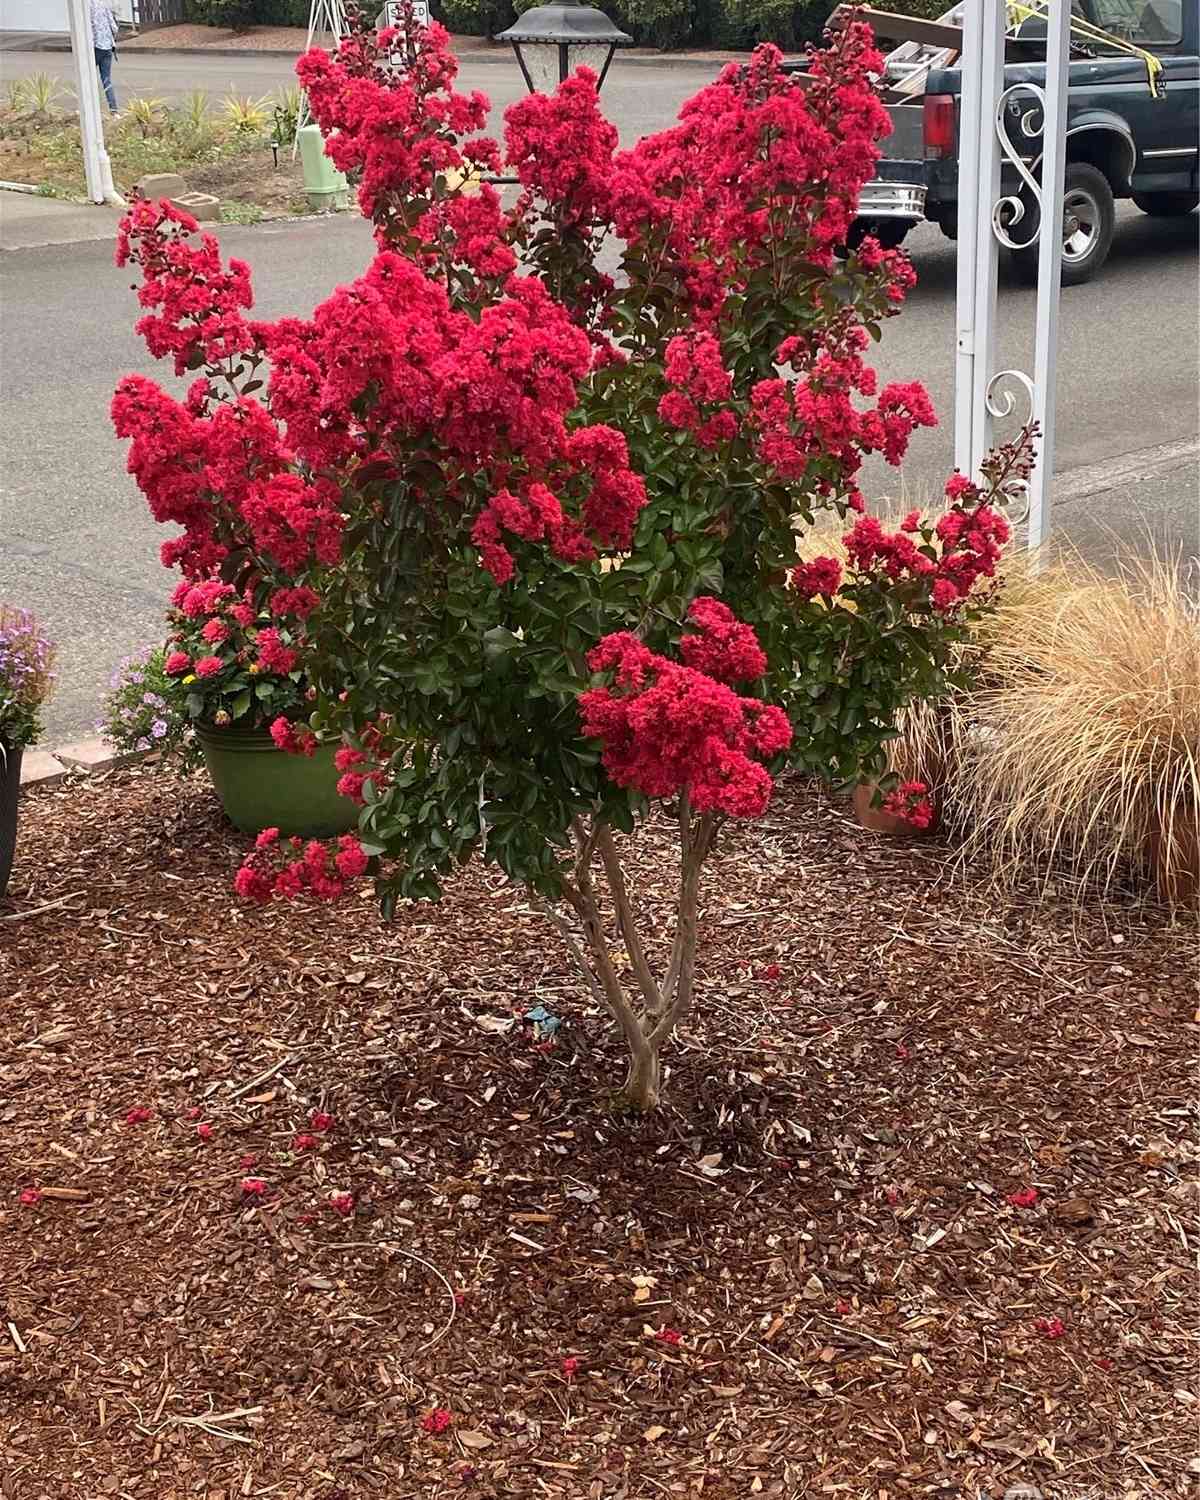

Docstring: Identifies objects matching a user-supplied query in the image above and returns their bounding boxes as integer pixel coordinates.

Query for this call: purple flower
[150,718,168,739]
[0,606,55,747]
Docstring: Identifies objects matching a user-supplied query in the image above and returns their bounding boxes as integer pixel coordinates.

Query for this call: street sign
[378,0,429,26]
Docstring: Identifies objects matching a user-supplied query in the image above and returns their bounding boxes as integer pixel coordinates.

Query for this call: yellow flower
[248,663,261,675]
[182,674,197,685]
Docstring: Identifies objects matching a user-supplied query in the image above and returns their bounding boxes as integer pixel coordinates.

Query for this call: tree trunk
[622,1045,662,1111]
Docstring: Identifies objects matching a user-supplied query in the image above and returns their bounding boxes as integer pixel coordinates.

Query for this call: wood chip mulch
[2,767,1197,1499]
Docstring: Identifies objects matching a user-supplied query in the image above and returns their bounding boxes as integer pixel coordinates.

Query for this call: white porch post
[954,0,1005,477]
[953,0,1071,549]
[66,0,106,204]
[1026,0,1071,549]
[952,0,983,476]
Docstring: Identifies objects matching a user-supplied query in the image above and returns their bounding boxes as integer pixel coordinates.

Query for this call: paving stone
[18,749,67,787]
[135,171,187,201]
[169,191,221,222]
[53,739,132,772]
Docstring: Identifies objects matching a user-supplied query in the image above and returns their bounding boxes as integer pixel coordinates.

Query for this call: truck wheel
[844,219,911,253]
[1132,190,1199,217]
[1011,163,1115,287]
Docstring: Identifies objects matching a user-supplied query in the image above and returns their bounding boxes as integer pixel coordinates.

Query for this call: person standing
[89,0,119,112]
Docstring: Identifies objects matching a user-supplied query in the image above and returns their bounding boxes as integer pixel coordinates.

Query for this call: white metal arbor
[953,0,1072,550]
[295,0,349,149]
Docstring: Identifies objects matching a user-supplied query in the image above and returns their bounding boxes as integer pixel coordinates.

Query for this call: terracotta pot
[1146,811,1200,908]
[852,778,940,837]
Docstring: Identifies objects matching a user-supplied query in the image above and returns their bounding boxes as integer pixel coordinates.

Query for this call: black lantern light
[496,0,632,94]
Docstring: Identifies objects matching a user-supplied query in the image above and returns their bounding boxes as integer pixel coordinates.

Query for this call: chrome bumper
[857,181,926,219]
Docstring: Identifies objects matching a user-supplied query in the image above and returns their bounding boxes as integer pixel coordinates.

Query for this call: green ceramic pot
[195,723,358,838]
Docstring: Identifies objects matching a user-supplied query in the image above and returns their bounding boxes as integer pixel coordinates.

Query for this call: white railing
[954,0,1071,548]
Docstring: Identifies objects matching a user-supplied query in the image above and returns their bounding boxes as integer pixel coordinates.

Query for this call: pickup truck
[850,0,1200,285]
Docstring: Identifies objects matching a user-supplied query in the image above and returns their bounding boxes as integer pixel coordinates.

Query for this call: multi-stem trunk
[543,797,716,1110]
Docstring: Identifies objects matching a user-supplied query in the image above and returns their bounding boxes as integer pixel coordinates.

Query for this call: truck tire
[1011,163,1116,288]
[1132,190,1199,217]
[844,219,912,252]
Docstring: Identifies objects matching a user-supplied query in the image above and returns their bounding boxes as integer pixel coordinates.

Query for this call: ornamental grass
[799,516,1198,908]
[953,544,1200,908]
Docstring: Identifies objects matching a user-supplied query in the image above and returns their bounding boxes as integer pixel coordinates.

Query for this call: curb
[21,37,729,69]
[19,738,144,789]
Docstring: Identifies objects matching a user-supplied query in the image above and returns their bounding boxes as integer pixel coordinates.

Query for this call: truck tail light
[923,93,955,159]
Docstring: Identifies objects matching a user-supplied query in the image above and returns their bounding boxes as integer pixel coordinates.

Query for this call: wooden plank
[828,4,964,50]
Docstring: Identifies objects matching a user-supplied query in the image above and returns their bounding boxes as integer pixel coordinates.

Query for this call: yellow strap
[1006,1,1166,97]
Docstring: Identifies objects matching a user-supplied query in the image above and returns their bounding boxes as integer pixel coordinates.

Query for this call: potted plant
[100,645,193,760]
[102,590,357,838]
[0,607,55,901]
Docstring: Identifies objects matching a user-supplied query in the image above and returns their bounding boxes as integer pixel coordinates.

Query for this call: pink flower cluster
[504,69,618,231]
[115,196,254,375]
[234,827,370,904]
[609,32,893,319]
[658,333,738,450]
[269,716,318,756]
[296,15,494,234]
[929,479,1012,610]
[331,720,392,803]
[842,473,1012,613]
[881,779,934,831]
[791,555,843,601]
[579,607,791,818]
[471,425,645,586]
[678,597,767,683]
[752,362,936,494]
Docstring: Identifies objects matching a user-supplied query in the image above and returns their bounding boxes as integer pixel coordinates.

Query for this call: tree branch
[595,825,664,1020]
[528,887,606,1014]
[660,795,694,1014]
[561,849,652,1070]
[649,807,716,1050]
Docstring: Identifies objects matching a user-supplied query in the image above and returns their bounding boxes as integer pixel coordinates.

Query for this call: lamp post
[496,0,631,95]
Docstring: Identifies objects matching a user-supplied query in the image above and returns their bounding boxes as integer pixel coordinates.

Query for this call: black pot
[0,741,23,902]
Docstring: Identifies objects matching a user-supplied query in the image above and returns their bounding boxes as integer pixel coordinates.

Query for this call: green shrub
[614,0,697,49]
[271,84,301,144]
[437,0,515,35]
[184,0,264,29]
[188,0,951,45]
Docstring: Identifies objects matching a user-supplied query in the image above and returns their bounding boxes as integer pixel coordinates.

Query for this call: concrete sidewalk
[0,190,123,251]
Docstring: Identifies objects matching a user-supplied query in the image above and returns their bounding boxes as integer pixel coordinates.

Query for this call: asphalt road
[1,48,1197,744]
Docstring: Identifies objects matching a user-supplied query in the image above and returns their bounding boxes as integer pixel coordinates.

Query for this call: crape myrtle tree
[112,7,1026,1108]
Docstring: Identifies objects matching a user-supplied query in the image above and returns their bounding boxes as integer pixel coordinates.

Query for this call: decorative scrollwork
[992,82,1047,250]
[1005,479,1033,527]
[984,368,1035,423]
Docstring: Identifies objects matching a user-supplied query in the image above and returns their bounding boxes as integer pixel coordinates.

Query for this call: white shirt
[90,0,118,50]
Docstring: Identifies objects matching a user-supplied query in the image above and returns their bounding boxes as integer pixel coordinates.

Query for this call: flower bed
[2,765,1196,1495]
